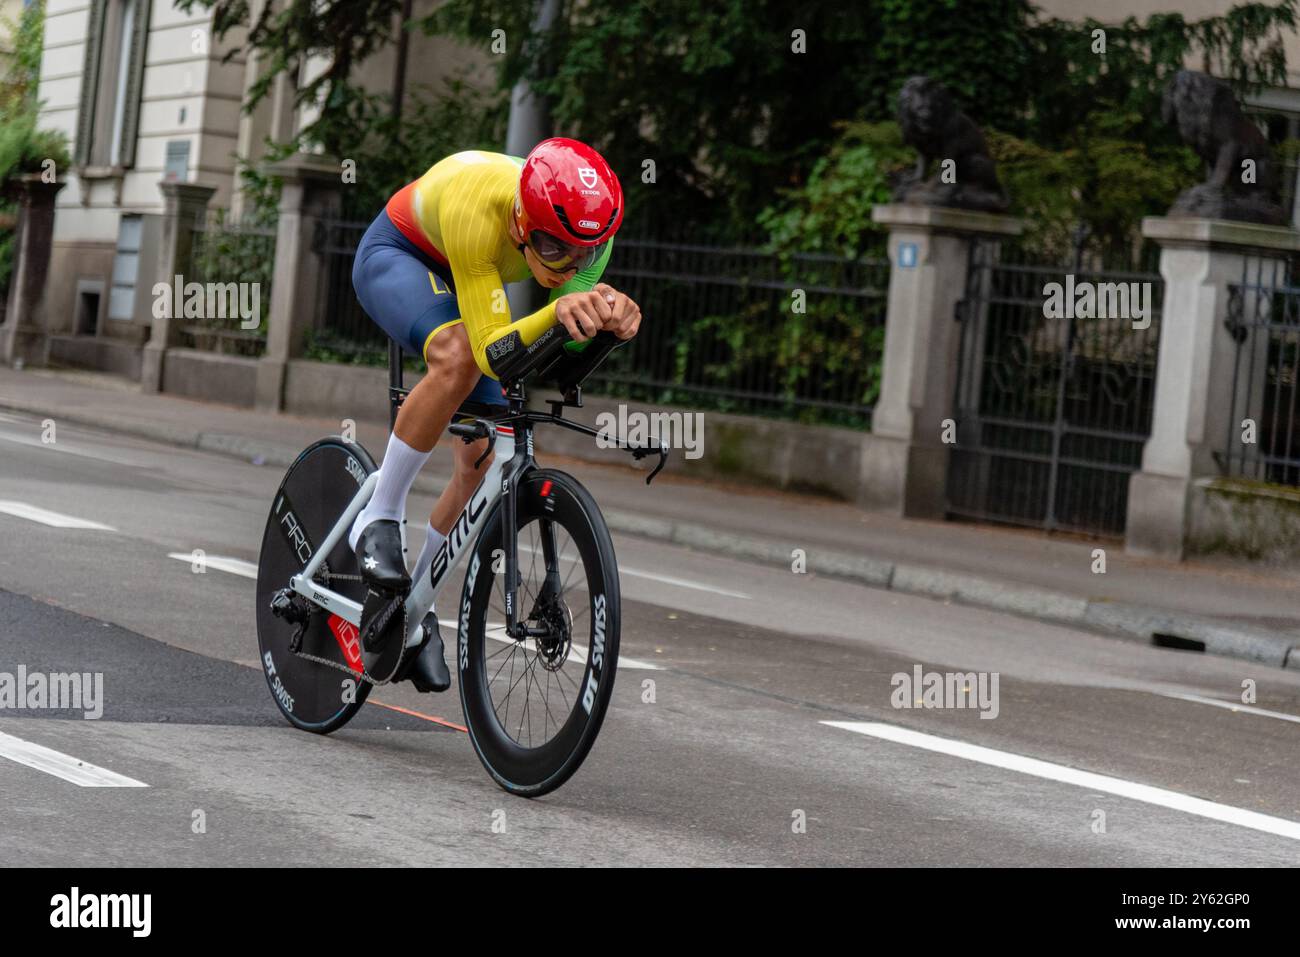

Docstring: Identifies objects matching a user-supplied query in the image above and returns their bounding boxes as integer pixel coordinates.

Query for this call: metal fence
[312,218,387,363]
[312,225,892,426]
[1220,252,1300,485]
[946,232,1165,536]
[180,210,276,356]
[595,240,890,427]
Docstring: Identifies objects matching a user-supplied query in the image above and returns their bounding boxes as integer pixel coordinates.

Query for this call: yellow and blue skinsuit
[352,150,614,406]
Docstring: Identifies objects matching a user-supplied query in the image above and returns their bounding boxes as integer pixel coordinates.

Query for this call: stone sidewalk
[1,365,1296,669]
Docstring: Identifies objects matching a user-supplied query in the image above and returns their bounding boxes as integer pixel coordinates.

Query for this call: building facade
[33,0,487,376]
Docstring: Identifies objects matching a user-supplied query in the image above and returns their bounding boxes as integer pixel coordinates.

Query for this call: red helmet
[515,137,623,272]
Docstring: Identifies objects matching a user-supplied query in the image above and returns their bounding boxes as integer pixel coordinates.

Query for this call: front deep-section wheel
[459,469,620,797]
[256,438,377,733]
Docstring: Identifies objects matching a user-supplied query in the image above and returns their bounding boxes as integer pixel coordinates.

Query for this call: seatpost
[388,338,403,433]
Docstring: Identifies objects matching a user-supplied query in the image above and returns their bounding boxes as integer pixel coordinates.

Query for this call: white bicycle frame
[287,425,518,651]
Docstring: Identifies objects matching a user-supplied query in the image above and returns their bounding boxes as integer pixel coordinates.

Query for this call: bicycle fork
[496,417,564,642]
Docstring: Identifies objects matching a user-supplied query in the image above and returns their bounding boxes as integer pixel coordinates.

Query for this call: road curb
[603,509,1297,669]
[8,394,1297,670]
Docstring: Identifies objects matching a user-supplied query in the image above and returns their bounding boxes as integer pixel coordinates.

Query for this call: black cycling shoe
[354,519,410,591]
[409,614,451,693]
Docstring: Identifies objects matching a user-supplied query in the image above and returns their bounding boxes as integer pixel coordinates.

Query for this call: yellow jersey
[385,150,613,377]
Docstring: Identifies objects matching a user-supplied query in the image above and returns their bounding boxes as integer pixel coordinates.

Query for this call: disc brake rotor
[531,597,573,672]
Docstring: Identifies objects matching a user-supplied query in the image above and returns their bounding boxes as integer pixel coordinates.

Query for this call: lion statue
[1162,70,1284,225]
[893,75,1008,213]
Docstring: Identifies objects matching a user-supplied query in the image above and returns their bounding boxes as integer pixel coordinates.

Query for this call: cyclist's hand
[593,283,642,340]
[555,291,612,343]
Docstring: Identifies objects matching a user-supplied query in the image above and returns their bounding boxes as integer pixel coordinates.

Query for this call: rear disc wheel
[255,438,376,733]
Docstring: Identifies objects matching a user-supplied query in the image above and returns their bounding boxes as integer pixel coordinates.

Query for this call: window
[109,215,143,324]
[75,0,151,169]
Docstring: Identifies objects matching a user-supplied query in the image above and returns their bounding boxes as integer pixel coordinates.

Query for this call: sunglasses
[527,230,606,273]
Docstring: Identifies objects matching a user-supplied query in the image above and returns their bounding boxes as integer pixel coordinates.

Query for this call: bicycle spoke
[555,662,582,696]
[551,663,575,711]
[543,668,556,738]
[559,533,585,595]
[502,642,517,729]
[487,642,516,678]
[476,502,609,754]
[518,649,539,746]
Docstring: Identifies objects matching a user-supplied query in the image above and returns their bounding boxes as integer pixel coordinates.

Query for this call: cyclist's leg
[403,335,503,693]
[410,345,505,587]
[348,233,480,567]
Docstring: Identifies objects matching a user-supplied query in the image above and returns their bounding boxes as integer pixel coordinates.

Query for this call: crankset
[268,584,411,687]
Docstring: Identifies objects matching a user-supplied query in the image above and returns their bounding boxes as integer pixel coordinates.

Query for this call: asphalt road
[0,410,1298,866]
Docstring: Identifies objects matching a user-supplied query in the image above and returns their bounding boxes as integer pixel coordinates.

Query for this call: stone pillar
[256,153,342,411]
[1127,217,1300,558]
[860,204,1022,517]
[140,181,218,392]
[1,175,67,366]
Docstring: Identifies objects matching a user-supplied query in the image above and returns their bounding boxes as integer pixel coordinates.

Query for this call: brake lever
[633,440,669,485]
[448,420,498,469]
[473,422,498,470]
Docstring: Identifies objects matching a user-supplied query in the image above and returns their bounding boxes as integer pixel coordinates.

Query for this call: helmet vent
[553,204,617,241]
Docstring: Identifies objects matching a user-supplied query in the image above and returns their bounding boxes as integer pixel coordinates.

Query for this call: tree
[178,0,507,217]
[183,0,1300,242]
[1,2,70,296]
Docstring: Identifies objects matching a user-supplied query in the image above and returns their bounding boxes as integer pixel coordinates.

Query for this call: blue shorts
[351,209,506,408]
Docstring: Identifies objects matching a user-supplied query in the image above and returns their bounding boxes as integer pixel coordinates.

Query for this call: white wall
[1034,0,1300,88]
[39,0,242,243]
[38,0,495,248]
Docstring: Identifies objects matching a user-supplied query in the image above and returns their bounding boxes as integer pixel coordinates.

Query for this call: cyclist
[348,138,641,693]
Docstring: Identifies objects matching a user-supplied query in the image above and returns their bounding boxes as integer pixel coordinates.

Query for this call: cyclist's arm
[444,231,558,379]
[451,236,616,377]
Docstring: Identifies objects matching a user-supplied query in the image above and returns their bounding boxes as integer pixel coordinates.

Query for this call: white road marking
[517,543,750,599]
[437,619,663,670]
[0,427,146,467]
[823,721,1300,842]
[1157,691,1300,725]
[620,565,751,599]
[0,730,148,788]
[167,553,258,579]
[0,501,115,530]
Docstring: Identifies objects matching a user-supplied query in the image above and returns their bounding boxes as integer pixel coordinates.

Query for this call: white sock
[348,432,432,551]
[411,523,447,588]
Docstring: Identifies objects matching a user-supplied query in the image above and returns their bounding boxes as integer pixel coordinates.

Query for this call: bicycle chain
[286,562,411,687]
[288,646,401,687]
